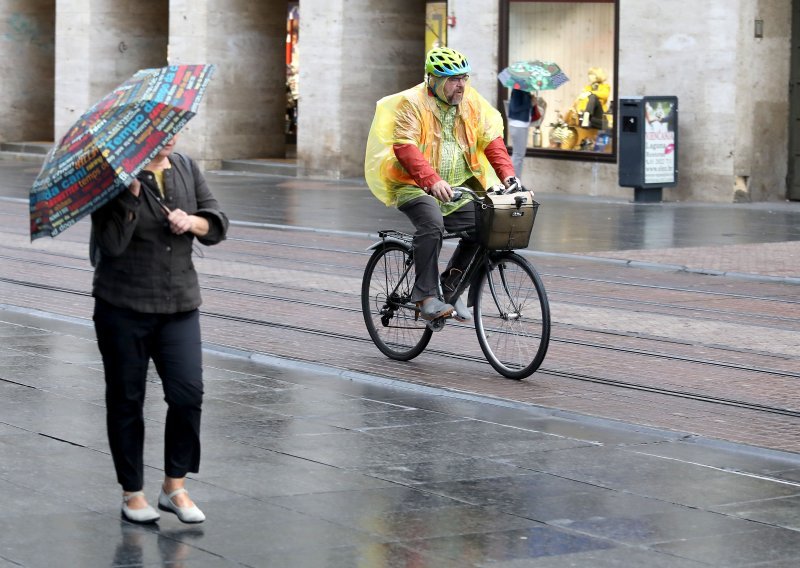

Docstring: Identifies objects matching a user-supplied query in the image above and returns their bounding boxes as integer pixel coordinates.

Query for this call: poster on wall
[426,2,447,52]
[643,98,676,185]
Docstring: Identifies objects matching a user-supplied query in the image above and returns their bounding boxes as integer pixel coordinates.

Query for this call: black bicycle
[361,185,550,379]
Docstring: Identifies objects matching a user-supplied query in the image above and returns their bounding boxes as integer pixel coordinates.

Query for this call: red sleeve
[531,105,542,122]
[393,144,442,189]
[484,137,516,180]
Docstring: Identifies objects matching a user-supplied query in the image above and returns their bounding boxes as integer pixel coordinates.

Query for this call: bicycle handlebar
[450,179,525,203]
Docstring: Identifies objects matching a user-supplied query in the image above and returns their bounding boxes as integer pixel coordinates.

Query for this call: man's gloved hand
[503,176,534,196]
[503,176,523,192]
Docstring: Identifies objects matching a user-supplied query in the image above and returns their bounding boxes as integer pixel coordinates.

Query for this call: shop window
[286,3,299,144]
[502,0,618,159]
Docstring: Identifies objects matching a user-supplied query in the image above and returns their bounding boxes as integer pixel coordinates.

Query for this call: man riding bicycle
[365,47,521,322]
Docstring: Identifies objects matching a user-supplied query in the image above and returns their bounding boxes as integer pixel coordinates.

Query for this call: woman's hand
[167,209,209,237]
[129,179,141,198]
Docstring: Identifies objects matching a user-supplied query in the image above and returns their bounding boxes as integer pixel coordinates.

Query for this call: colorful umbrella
[29,64,215,240]
[498,60,569,92]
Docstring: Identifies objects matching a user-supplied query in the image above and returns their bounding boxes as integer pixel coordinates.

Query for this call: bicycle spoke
[475,253,550,378]
[362,244,432,360]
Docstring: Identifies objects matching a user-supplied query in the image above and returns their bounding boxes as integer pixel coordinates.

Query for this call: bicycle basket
[477,191,538,250]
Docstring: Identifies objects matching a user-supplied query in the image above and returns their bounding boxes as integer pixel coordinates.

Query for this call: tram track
[8,228,775,306]
[2,204,800,450]
[1,268,798,370]
[141,309,800,419]
[3,234,800,342]
[2,270,800,420]
[2,246,798,329]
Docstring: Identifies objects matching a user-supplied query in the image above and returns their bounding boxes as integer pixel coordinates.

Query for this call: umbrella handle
[139,180,172,216]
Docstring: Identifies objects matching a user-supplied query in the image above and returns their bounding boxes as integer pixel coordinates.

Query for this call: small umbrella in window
[498,60,569,92]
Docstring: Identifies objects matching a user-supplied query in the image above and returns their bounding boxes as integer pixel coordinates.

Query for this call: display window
[500,0,618,160]
[286,3,299,143]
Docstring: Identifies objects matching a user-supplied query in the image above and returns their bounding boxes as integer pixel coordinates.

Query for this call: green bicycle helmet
[425,47,471,77]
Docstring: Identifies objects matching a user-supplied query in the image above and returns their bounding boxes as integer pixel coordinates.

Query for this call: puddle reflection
[113,523,204,567]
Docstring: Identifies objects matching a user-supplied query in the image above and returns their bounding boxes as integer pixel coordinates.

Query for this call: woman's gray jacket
[90,153,229,314]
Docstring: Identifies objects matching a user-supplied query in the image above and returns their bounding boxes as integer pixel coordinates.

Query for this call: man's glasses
[446,75,470,84]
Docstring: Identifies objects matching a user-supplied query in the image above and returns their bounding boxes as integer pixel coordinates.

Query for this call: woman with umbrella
[91,135,229,524]
[499,60,566,171]
[507,88,545,176]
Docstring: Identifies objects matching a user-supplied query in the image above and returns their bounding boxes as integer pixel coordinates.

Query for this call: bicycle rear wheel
[362,243,432,360]
[474,252,550,379]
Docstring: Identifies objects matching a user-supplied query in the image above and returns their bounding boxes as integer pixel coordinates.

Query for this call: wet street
[5,159,800,254]
[1,157,800,566]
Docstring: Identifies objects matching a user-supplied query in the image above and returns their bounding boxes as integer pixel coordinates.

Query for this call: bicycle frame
[370,229,510,326]
[363,185,551,377]
[368,230,419,316]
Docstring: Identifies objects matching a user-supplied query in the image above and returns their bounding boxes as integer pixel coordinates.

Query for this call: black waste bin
[618,96,678,202]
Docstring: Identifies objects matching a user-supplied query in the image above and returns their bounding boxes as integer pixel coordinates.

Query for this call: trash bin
[618,96,678,202]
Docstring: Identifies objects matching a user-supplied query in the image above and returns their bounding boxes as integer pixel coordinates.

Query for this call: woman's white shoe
[121,491,160,524]
[158,487,206,523]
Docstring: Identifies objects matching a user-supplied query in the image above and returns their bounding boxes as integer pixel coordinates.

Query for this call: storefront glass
[286,3,299,144]
[503,0,618,159]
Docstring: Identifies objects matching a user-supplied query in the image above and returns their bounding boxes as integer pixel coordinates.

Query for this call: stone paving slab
[1,309,800,567]
[586,240,800,280]
[1,203,800,453]
[2,160,800,564]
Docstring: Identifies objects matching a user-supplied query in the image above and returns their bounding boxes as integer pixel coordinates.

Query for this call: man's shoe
[121,491,160,524]
[452,297,472,322]
[158,488,206,524]
[417,297,454,321]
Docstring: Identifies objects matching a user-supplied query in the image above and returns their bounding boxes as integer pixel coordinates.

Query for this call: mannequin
[574,67,610,129]
[549,67,610,150]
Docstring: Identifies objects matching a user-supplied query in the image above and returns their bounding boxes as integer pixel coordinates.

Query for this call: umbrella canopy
[498,60,569,92]
[30,64,215,240]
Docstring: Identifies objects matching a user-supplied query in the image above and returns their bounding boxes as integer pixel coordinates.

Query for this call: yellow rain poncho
[364,82,504,209]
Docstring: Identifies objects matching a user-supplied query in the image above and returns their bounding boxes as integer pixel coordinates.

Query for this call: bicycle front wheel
[474,252,550,379]
[362,243,432,361]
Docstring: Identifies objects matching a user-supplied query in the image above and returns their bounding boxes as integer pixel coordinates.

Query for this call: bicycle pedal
[426,317,447,332]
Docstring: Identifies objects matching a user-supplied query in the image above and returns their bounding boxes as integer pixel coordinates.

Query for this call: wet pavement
[4,158,800,255]
[3,308,800,567]
[136,170,800,255]
[1,157,800,566]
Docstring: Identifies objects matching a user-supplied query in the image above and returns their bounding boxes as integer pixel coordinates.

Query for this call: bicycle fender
[468,252,511,308]
[366,237,411,252]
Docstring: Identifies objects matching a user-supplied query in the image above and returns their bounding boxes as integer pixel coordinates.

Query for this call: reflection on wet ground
[206,173,800,253]
[4,160,800,254]
[2,310,800,566]
[3,159,800,565]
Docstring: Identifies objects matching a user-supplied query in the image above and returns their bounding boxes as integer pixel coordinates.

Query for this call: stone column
[297,0,425,179]
[733,0,791,201]
[53,0,89,141]
[168,0,287,167]
[0,0,54,143]
[446,0,501,107]
[54,0,168,141]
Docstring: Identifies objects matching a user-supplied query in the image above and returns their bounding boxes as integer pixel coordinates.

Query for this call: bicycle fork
[486,258,522,321]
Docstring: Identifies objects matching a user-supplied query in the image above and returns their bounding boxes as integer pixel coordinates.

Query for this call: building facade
[1,0,796,202]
